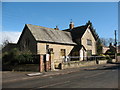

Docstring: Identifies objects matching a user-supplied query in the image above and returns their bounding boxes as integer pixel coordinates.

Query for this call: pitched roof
[26,24,76,45]
[71,25,88,39]
[63,25,98,40]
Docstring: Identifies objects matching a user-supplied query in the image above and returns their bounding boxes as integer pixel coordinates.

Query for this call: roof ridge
[26,24,71,33]
[26,24,56,30]
[62,25,87,31]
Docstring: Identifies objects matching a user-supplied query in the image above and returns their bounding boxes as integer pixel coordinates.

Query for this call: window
[87,39,92,46]
[48,48,53,54]
[25,38,30,49]
[61,49,66,56]
[46,45,49,53]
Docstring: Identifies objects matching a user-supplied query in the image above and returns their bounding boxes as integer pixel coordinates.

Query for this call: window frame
[60,49,66,56]
[87,39,92,46]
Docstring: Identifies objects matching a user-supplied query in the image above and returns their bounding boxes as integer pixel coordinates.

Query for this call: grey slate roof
[26,24,76,45]
[63,25,98,40]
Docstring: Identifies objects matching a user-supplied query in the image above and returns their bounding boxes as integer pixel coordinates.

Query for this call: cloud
[0,31,21,44]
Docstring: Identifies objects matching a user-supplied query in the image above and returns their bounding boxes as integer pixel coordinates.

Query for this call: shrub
[105,55,111,59]
[18,51,33,64]
[2,48,20,65]
[117,53,120,56]
[2,48,34,66]
[107,58,112,63]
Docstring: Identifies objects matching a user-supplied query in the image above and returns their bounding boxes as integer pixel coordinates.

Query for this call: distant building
[102,45,109,54]
[104,43,116,55]
[117,45,120,53]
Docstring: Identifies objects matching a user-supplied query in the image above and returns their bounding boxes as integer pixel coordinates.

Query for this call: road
[2,63,119,89]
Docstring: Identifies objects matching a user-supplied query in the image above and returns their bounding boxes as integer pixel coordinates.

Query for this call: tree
[100,38,108,46]
[100,37,115,46]
[2,48,20,65]
[108,38,114,45]
[96,38,103,55]
[2,39,10,49]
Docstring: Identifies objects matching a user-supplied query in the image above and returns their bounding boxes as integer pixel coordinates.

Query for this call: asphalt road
[2,63,119,89]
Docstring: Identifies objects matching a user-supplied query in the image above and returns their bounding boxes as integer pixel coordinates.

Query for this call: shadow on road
[84,63,120,71]
[108,62,120,64]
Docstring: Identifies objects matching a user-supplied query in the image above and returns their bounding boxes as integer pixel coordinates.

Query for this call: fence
[60,56,109,70]
[61,56,108,63]
[51,55,109,70]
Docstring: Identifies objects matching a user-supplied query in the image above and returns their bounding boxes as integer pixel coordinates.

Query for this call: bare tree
[100,38,108,46]
[1,39,11,49]
[100,37,115,46]
[108,38,114,45]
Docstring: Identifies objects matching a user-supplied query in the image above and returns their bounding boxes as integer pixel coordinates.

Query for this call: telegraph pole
[114,30,118,62]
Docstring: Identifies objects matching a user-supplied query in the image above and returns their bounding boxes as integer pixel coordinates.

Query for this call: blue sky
[2,2,118,43]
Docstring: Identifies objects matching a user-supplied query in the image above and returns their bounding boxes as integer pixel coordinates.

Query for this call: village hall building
[17,21,98,68]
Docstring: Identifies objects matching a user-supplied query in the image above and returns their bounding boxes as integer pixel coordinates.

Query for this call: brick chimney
[69,21,74,29]
[54,26,59,30]
[109,43,112,46]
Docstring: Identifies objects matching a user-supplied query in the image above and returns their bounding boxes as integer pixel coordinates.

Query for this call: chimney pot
[54,26,59,30]
[69,21,74,29]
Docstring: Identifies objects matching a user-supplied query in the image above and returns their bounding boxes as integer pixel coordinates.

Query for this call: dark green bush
[18,51,33,64]
[2,48,19,65]
[117,53,120,56]
[2,48,34,66]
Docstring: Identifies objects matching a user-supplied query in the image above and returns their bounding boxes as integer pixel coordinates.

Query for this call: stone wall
[81,27,96,55]
[61,60,108,69]
[37,43,74,68]
[18,28,37,54]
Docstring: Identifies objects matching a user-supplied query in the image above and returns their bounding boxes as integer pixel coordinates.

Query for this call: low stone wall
[61,60,108,70]
[112,59,116,62]
[99,60,107,64]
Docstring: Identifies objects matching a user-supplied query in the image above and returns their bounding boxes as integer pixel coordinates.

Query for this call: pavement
[2,63,119,83]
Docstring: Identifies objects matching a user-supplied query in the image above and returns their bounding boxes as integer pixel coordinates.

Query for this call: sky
[1,2,118,44]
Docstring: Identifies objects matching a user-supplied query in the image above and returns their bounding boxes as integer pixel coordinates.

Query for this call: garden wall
[61,60,108,69]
